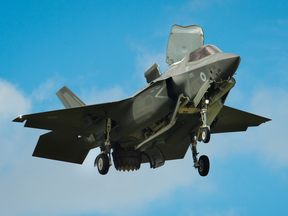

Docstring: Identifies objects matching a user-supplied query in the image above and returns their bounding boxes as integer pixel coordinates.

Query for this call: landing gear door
[166,25,204,65]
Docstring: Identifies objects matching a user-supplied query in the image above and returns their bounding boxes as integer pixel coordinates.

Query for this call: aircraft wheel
[96,153,110,175]
[198,155,210,177]
[201,127,210,143]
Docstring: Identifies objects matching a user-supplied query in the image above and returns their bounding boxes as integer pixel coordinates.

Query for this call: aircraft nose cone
[215,53,241,81]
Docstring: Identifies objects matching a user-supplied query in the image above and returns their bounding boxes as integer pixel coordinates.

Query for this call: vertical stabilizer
[56,86,86,108]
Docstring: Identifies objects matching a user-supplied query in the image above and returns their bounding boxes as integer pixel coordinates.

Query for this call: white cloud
[136,51,167,74]
[0,79,61,215]
[0,147,203,216]
[133,45,168,86]
[0,79,32,187]
[28,76,68,112]
[30,75,65,107]
[199,86,288,169]
[0,79,31,120]
[80,85,129,105]
[248,88,288,167]
[31,78,58,102]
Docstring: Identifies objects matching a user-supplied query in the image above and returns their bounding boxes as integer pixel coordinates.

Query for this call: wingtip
[265,118,272,123]
[13,115,26,123]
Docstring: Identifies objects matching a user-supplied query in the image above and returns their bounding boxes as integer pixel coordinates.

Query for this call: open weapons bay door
[166,25,204,65]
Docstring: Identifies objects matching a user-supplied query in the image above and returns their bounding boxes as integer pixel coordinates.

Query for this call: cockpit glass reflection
[188,45,222,62]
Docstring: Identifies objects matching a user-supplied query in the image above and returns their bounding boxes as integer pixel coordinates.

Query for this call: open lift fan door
[166,25,204,65]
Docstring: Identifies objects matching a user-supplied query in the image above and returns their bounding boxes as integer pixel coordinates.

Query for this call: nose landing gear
[199,99,211,143]
[190,133,210,177]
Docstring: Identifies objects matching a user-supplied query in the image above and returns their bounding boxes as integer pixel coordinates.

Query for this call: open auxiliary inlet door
[166,25,204,65]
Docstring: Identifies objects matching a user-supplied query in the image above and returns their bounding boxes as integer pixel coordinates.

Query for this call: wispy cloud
[0,79,31,120]
[0,79,32,179]
[248,88,288,167]
[200,86,287,169]
[80,85,129,105]
[31,76,65,103]
[133,45,167,87]
[0,146,202,216]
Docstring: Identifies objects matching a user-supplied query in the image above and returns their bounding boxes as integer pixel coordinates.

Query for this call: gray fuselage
[109,46,240,152]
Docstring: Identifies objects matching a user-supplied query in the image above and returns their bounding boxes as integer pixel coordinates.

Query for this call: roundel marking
[200,72,207,82]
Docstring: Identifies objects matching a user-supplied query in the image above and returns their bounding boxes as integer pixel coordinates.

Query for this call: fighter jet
[13,25,270,176]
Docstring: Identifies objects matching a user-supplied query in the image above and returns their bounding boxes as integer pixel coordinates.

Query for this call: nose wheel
[201,127,210,143]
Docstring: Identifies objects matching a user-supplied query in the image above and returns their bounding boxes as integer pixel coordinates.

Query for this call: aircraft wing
[211,105,271,133]
[13,98,132,135]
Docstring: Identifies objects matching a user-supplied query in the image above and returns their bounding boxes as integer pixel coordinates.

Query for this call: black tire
[198,155,210,177]
[96,154,110,175]
[201,127,210,143]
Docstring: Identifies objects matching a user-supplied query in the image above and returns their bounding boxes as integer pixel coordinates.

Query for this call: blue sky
[0,0,288,215]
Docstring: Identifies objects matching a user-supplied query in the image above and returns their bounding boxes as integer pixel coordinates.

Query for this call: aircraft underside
[94,77,236,176]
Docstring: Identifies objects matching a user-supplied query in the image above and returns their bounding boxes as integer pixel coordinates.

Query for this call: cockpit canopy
[188,45,222,63]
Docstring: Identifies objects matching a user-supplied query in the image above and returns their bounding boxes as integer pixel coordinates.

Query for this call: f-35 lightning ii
[13,25,270,176]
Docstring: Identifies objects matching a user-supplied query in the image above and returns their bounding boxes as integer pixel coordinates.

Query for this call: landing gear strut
[190,133,210,177]
[199,99,210,143]
[94,118,112,175]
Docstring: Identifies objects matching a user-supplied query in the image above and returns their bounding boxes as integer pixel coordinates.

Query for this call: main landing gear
[94,118,112,175]
[190,133,210,177]
[96,153,110,175]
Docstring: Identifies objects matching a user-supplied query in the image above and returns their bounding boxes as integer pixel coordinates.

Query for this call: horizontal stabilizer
[33,131,89,164]
[56,86,86,108]
[211,106,271,133]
